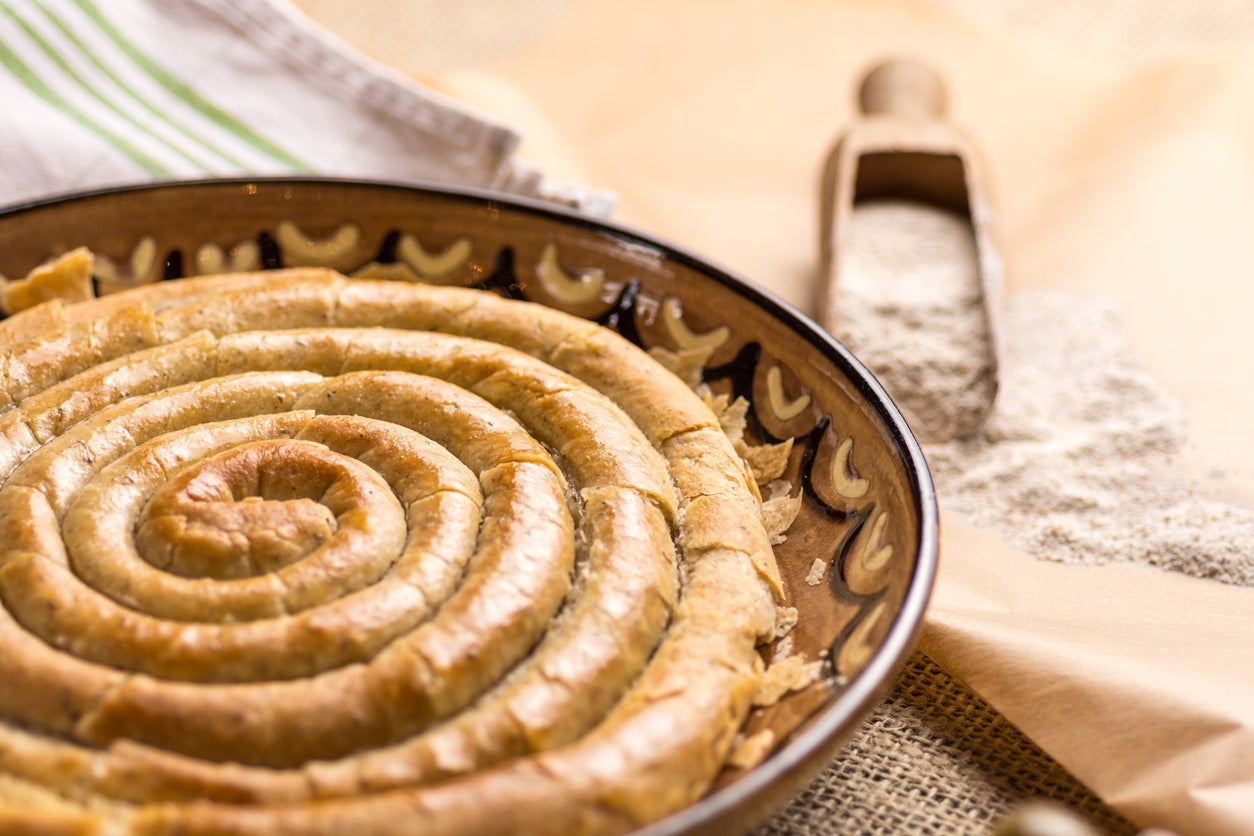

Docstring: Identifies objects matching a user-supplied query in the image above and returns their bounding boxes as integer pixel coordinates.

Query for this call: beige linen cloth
[290,1,1254,833]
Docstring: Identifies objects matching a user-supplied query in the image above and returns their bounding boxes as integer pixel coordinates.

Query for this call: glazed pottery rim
[0,175,939,833]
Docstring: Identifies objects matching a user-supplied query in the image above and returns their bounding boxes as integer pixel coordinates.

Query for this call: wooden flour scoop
[818,58,1001,442]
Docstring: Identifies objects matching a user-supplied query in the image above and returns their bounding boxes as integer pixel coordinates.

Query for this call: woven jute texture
[755,653,1138,835]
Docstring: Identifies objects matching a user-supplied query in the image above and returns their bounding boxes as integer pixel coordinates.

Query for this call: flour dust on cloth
[0,0,612,212]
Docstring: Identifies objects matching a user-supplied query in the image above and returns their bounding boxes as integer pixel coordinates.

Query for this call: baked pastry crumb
[753,654,825,708]
[775,605,800,639]
[805,557,828,586]
[728,729,777,770]
[0,247,95,314]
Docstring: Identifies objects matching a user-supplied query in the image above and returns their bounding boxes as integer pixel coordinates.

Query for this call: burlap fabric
[755,654,1136,834]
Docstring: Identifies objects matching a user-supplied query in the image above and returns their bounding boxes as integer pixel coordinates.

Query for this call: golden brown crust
[0,248,95,315]
[0,267,783,834]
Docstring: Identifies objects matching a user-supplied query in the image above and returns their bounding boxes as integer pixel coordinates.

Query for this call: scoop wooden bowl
[0,178,937,834]
[819,58,1002,441]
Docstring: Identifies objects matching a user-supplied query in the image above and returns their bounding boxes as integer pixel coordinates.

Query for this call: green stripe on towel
[0,14,170,175]
[72,0,311,171]
[34,2,250,171]
[6,4,218,172]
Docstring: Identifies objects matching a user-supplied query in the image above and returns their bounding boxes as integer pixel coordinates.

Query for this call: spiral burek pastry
[0,265,784,835]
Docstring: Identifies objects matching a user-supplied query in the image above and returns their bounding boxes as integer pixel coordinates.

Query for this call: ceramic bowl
[0,178,937,833]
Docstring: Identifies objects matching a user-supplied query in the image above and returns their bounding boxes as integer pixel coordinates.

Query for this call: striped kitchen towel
[0,0,612,212]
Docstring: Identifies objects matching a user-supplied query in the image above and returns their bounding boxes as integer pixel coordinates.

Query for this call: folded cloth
[0,0,612,213]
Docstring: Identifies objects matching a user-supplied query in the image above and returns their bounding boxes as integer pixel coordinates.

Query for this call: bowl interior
[0,178,938,832]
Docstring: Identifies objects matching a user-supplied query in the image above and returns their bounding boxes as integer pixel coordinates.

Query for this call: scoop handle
[857,59,947,119]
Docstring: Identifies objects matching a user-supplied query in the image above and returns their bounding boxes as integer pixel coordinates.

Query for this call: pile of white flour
[835,198,1254,586]
[833,200,997,443]
[924,289,1254,587]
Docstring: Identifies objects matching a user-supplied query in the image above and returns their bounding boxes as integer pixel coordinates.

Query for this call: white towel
[0,0,612,213]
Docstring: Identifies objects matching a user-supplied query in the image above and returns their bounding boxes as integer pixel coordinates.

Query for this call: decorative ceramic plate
[0,178,937,834]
